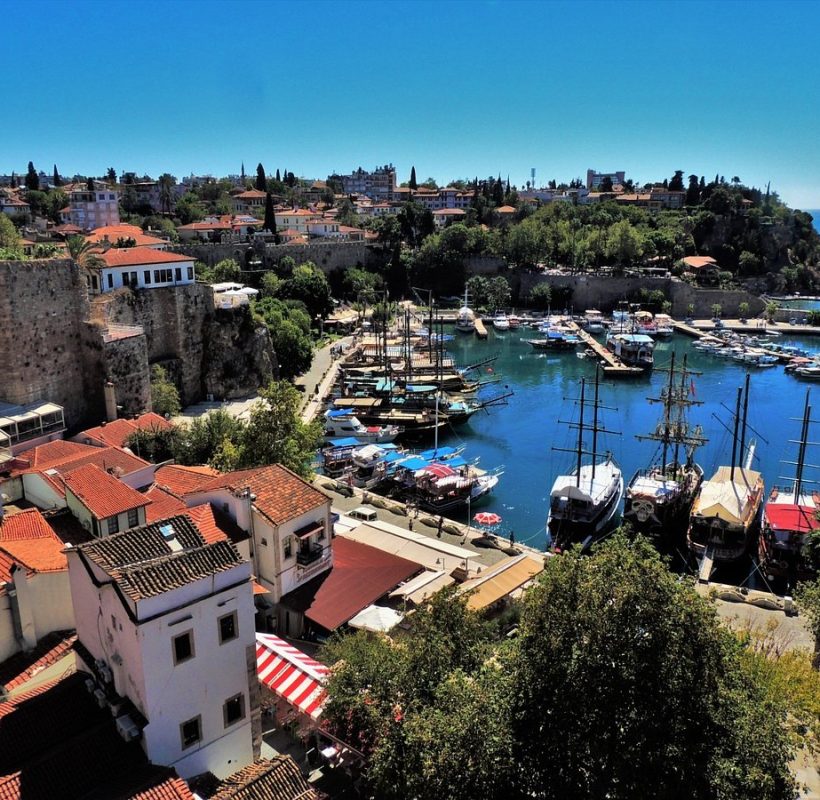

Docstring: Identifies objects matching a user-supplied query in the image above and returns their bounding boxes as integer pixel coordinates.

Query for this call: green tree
[510,535,795,800]
[795,578,820,668]
[150,365,181,417]
[485,275,511,311]
[0,215,19,249]
[237,380,321,478]
[527,282,552,310]
[25,161,39,190]
[686,174,700,206]
[342,267,383,303]
[263,192,278,242]
[106,167,117,183]
[668,169,685,191]
[765,301,779,322]
[52,164,61,187]
[173,409,245,466]
[201,258,242,283]
[738,301,750,321]
[711,303,722,319]
[409,165,417,191]
[158,173,176,214]
[255,163,267,192]
[175,192,206,224]
[66,235,104,270]
[280,262,332,320]
[254,297,313,380]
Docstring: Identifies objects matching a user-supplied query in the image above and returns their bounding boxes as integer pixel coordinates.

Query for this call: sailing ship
[687,374,765,564]
[455,289,476,333]
[759,389,819,587]
[623,352,707,547]
[548,368,624,552]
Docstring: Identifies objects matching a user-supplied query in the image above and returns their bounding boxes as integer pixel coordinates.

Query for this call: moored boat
[324,408,401,443]
[606,332,655,371]
[492,313,510,331]
[548,368,624,551]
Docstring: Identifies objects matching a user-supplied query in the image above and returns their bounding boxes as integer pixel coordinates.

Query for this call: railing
[295,549,333,582]
[297,543,324,566]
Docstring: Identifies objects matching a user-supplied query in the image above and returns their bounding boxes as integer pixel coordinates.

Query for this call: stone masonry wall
[0,259,96,424]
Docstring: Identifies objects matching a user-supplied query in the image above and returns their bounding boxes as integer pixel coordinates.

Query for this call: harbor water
[439,326,820,557]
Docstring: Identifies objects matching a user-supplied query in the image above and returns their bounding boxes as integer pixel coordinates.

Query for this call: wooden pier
[474,318,488,339]
[566,322,644,377]
[672,320,794,363]
[672,320,706,338]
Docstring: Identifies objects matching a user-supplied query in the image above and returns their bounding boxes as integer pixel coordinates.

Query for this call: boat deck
[566,322,644,377]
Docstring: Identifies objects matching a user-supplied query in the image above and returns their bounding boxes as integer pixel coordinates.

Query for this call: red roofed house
[180,465,332,621]
[681,255,720,284]
[64,464,150,537]
[86,223,169,250]
[73,412,172,449]
[0,508,73,662]
[231,189,267,215]
[278,536,422,638]
[89,247,195,294]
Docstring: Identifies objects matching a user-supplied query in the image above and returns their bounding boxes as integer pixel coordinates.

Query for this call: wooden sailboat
[687,373,765,564]
[623,352,707,548]
[547,367,624,552]
[759,389,820,588]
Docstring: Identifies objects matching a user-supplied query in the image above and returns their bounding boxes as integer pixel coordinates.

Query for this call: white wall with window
[98,261,195,293]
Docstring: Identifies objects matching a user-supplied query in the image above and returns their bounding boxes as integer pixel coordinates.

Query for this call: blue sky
[5,0,820,207]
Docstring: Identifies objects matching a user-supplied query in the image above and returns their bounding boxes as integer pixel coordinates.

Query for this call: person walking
[437,516,444,538]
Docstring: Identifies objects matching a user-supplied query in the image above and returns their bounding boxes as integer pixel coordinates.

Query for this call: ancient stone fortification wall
[513,272,764,317]
[0,259,97,424]
[92,284,209,405]
[173,241,383,274]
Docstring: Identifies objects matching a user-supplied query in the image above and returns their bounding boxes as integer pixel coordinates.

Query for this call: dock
[474,318,488,339]
[566,322,644,377]
[672,320,706,338]
[672,320,796,363]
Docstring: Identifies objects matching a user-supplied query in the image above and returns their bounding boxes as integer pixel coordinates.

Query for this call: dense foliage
[149,364,181,417]
[127,380,322,479]
[320,535,797,800]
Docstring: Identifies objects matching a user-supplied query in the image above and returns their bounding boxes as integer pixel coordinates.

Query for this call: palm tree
[66,235,104,269]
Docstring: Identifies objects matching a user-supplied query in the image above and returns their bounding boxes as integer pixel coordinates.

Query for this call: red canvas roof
[764,504,819,534]
[280,537,422,631]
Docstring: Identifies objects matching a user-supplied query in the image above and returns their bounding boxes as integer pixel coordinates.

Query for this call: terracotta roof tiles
[63,464,149,519]
[144,485,188,523]
[78,413,172,449]
[99,247,192,268]
[193,465,328,526]
[0,509,68,581]
[0,631,76,694]
[154,464,221,497]
[208,757,317,800]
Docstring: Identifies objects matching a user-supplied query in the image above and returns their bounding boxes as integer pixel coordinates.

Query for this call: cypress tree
[53,164,61,186]
[255,163,267,191]
[263,191,276,236]
[10,172,17,188]
[25,161,39,191]
[409,166,417,190]
[276,169,281,182]
[241,162,245,181]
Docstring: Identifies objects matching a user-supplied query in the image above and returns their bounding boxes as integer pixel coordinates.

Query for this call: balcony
[295,547,333,583]
[297,543,324,567]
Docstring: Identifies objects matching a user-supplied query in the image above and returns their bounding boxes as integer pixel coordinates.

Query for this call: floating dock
[474,318,488,339]
[566,322,644,377]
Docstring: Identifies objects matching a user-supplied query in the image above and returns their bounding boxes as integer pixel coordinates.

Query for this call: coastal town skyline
[5,0,820,208]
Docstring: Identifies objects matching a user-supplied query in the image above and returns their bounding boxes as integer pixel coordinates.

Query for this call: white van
[349,506,377,522]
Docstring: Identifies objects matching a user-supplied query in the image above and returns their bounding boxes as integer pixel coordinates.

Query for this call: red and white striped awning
[255,633,330,720]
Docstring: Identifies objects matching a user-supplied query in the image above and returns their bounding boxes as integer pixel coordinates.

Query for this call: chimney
[104,381,117,422]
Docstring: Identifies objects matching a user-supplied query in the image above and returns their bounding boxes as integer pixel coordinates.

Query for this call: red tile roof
[13,440,96,471]
[193,465,328,526]
[63,464,149,520]
[144,485,188,523]
[185,504,228,544]
[99,247,192,268]
[682,255,718,270]
[208,756,318,800]
[0,631,76,694]
[0,509,68,581]
[234,189,267,199]
[154,464,221,497]
[177,221,232,231]
[78,413,172,449]
[0,672,195,800]
[87,225,168,248]
[280,537,421,631]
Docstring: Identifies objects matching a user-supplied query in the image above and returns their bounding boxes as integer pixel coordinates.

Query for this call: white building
[179,465,332,610]
[274,209,319,234]
[336,164,396,201]
[0,194,31,222]
[92,246,195,294]
[64,182,120,230]
[306,219,342,238]
[67,514,258,779]
[0,508,74,664]
[586,169,626,190]
[432,208,467,228]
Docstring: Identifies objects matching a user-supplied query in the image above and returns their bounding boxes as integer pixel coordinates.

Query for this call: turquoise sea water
[439,328,820,554]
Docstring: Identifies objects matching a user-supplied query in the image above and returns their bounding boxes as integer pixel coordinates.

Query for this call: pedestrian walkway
[299,336,353,422]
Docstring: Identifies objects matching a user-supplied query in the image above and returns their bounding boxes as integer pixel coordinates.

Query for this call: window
[175,267,182,282]
[223,694,245,727]
[127,508,139,529]
[173,630,194,664]
[107,273,113,289]
[283,536,292,559]
[179,715,201,749]
[218,611,237,644]
[187,267,194,280]
[144,270,151,284]
[107,516,119,535]
[153,268,172,283]
[318,524,325,541]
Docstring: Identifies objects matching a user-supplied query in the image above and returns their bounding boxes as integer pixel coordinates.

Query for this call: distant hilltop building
[586,169,626,190]
[60,180,120,230]
[334,164,397,201]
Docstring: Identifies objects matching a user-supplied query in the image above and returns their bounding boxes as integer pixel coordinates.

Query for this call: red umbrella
[473,512,502,526]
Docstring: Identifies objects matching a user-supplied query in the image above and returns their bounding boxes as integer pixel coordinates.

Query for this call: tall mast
[661,350,676,471]
[795,390,811,501]
[591,367,600,480]
[739,372,750,469]
[576,378,586,487]
[730,386,742,481]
